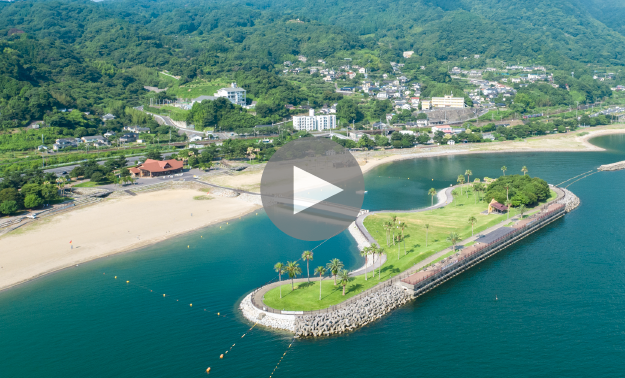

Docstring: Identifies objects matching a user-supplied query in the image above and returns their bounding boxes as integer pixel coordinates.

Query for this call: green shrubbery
[485,175,550,207]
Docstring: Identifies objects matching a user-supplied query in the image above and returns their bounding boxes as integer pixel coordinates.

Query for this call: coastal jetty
[240,186,580,337]
[598,161,625,171]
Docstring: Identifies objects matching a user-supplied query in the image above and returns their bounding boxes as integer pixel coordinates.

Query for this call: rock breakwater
[293,285,410,337]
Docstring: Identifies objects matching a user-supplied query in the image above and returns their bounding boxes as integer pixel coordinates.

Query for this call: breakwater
[598,161,625,171]
[241,186,580,337]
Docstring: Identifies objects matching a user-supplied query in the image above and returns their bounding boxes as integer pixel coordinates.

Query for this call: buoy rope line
[268,336,296,378]
[101,272,230,318]
[564,171,598,189]
[556,169,595,186]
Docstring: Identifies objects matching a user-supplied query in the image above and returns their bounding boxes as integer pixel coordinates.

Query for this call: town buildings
[431,94,465,108]
[292,109,337,131]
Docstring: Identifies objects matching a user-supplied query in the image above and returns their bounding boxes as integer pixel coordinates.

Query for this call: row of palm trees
[274,253,354,299]
[502,165,529,176]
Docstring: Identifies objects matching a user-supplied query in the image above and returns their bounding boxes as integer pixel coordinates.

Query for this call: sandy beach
[0,189,260,291]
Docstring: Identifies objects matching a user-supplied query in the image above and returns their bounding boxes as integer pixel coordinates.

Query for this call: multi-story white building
[431,94,465,108]
[215,83,246,106]
[292,109,337,131]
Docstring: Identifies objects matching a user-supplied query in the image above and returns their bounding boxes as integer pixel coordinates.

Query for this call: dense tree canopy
[485,175,550,207]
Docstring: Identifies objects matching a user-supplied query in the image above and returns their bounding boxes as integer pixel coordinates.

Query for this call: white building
[215,83,246,106]
[431,95,465,108]
[292,109,337,131]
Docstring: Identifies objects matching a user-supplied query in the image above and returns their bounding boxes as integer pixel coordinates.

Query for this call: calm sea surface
[2,135,625,377]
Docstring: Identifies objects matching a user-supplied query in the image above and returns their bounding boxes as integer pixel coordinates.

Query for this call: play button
[260,138,365,241]
[293,167,343,214]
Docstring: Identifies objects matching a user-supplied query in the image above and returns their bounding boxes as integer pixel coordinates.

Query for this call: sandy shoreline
[0,189,260,292]
[1,125,624,292]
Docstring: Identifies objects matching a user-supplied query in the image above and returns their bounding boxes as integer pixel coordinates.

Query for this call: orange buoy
[114,276,117,279]
[163,294,166,297]
[190,303,193,307]
[206,367,211,373]
[219,354,224,359]
[217,312,220,316]
[126,280,129,283]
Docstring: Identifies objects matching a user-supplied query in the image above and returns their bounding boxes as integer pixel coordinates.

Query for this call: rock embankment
[239,292,296,331]
[558,188,581,212]
[598,161,625,171]
[293,285,410,337]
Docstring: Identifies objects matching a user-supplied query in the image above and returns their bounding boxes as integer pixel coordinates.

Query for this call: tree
[457,175,465,195]
[428,188,437,207]
[285,261,301,291]
[447,232,461,252]
[357,135,375,150]
[314,266,326,300]
[338,270,350,295]
[521,166,528,175]
[146,150,162,160]
[274,262,285,298]
[90,172,104,184]
[399,222,407,255]
[360,246,370,280]
[0,201,18,215]
[505,199,513,219]
[377,246,386,279]
[424,224,430,247]
[326,259,344,285]
[465,170,472,189]
[501,166,507,176]
[24,194,43,209]
[518,204,527,218]
[301,250,313,282]
[468,216,477,236]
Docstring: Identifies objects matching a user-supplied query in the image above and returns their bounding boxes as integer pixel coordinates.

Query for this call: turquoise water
[2,135,625,377]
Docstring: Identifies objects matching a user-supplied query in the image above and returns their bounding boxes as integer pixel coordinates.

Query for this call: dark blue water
[2,135,625,377]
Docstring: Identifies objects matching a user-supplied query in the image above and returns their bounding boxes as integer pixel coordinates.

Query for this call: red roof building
[129,159,184,178]
[488,198,508,214]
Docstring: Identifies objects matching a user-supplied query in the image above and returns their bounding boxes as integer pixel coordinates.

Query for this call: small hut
[488,198,508,214]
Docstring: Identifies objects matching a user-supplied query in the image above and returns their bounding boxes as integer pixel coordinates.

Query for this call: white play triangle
[293,166,344,214]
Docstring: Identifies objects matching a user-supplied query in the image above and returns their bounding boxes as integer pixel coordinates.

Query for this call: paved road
[43,152,175,176]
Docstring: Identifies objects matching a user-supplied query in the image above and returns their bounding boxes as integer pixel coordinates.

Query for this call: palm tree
[338,269,350,295]
[391,216,398,245]
[301,250,313,282]
[457,175,465,195]
[399,222,407,255]
[468,216,477,236]
[447,232,461,252]
[285,261,301,291]
[518,204,526,218]
[501,166,507,176]
[326,259,344,285]
[274,262,285,298]
[377,247,386,279]
[424,223,430,247]
[521,166,528,176]
[505,200,513,219]
[360,246,370,280]
[396,234,401,260]
[314,266,326,300]
[465,170,472,198]
[384,221,393,246]
[428,188,437,207]
[473,179,481,204]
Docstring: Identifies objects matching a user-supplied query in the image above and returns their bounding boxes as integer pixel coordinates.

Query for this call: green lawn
[166,78,230,99]
[263,187,557,311]
[72,181,99,188]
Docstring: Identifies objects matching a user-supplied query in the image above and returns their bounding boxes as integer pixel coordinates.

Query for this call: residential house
[102,114,116,122]
[81,135,109,146]
[124,126,151,133]
[215,83,246,106]
[53,138,77,151]
[119,133,137,143]
[292,109,337,131]
[104,131,116,138]
[189,135,203,142]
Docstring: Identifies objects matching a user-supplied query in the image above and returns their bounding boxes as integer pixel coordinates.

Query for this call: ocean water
[2,135,625,377]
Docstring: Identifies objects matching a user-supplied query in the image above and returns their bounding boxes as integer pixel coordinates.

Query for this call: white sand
[0,189,260,291]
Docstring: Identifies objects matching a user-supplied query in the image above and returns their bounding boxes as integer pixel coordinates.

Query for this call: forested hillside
[0,0,624,129]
